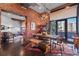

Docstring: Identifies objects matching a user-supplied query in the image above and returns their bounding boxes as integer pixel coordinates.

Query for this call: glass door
[50,21,56,35]
[57,20,66,39]
[67,18,77,42]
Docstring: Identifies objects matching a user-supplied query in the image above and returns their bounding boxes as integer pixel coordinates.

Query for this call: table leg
[50,38,51,55]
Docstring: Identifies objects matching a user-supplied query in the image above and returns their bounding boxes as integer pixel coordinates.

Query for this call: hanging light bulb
[41,12,49,20]
[65,6,70,9]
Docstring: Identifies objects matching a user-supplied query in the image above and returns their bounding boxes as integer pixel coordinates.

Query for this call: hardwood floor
[0,41,43,56]
[0,42,23,56]
[0,39,77,56]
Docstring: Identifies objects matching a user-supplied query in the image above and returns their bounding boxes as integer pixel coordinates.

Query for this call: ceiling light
[38,7,42,10]
[21,6,27,10]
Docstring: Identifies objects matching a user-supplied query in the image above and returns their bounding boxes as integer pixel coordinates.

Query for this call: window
[50,17,77,42]
[67,18,76,42]
[50,21,56,35]
[31,22,36,30]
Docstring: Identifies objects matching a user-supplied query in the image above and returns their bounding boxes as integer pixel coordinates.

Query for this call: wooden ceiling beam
[0,3,40,17]
[50,3,77,13]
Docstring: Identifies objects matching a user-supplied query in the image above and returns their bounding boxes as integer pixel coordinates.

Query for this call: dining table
[32,33,61,55]
[33,33,59,39]
[30,38,42,44]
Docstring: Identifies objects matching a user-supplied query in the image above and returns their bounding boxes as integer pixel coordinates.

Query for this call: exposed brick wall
[0,4,50,41]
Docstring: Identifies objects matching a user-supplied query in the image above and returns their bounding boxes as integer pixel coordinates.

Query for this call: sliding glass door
[67,18,77,42]
[57,20,66,39]
[50,17,77,42]
[50,21,56,35]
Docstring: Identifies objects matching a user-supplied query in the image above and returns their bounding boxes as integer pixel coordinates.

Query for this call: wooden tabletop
[30,38,42,44]
[33,33,59,39]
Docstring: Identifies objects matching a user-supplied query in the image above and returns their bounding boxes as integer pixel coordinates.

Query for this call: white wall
[1,11,25,34]
[50,5,77,21]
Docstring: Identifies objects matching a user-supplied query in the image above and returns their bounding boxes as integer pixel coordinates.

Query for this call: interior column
[0,9,1,48]
[77,4,79,36]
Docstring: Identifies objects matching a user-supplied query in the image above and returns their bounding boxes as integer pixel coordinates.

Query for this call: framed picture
[31,21,36,30]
